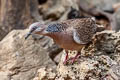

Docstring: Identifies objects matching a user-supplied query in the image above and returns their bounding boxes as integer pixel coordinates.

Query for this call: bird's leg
[71,52,80,64]
[63,50,69,64]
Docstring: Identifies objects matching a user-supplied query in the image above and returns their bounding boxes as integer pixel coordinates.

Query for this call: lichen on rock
[33,30,120,80]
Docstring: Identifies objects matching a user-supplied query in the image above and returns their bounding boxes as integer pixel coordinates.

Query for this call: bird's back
[60,18,97,44]
[46,18,102,45]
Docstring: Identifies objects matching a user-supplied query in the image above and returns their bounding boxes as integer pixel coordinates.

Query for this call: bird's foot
[63,51,80,65]
[63,59,68,65]
[69,53,80,64]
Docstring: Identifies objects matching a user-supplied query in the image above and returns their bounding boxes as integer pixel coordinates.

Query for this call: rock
[113,3,120,11]
[0,0,42,41]
[112,8,120,31]
[33,67,56,80]
[33,30,120,80]
[0,26,8,41]
[0,29,56,80]
[39,0,78,20]
[54,51,63,64]
[67,7,83,19]
[79,0,120,12]
[32,33,63,63]
[59,7,82,21]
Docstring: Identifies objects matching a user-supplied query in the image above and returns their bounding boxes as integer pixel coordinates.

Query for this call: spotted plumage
[45,18,98,44]
[46,23,66,32]
[25,17,104,64]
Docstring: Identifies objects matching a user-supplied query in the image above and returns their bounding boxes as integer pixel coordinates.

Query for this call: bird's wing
[45,18,98,44]
[72,18,97,44]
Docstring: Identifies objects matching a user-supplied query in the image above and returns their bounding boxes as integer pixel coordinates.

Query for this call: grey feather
[46,23,63,32]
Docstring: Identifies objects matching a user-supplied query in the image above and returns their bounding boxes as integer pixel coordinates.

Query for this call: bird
[25,17,104,64]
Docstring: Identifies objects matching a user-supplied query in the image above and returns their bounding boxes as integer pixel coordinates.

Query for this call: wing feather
[46,18,98,44]
[72,18,97,44]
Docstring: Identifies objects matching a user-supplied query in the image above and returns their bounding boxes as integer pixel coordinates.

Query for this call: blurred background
[0,0,120,41]
[0,0,120,80]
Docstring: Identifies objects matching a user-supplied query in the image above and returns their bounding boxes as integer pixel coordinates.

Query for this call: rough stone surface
[79,0,120,12]
[39,0,78,21]
[112,8,120,31]
[33,30,120,80]
[0,29,56,80]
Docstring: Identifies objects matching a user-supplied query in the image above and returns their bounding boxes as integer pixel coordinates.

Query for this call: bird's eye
[32,26,38,30]
[30,26,38,32]
[34,26,38,29]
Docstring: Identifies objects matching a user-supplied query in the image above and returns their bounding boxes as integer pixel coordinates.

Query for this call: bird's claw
[63,54,80,65]
[63,60,68,65]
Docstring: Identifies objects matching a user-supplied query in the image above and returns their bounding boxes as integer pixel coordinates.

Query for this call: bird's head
[25,22,47,39]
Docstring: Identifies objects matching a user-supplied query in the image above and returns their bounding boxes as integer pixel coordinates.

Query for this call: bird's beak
[25,28,36,40]
[25,32,31,40]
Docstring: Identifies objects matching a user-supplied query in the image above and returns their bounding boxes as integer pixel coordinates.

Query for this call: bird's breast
[51,32,84,51]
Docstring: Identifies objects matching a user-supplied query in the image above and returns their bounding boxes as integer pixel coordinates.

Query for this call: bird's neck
[46,32,61,43]
[35,26,48,35]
